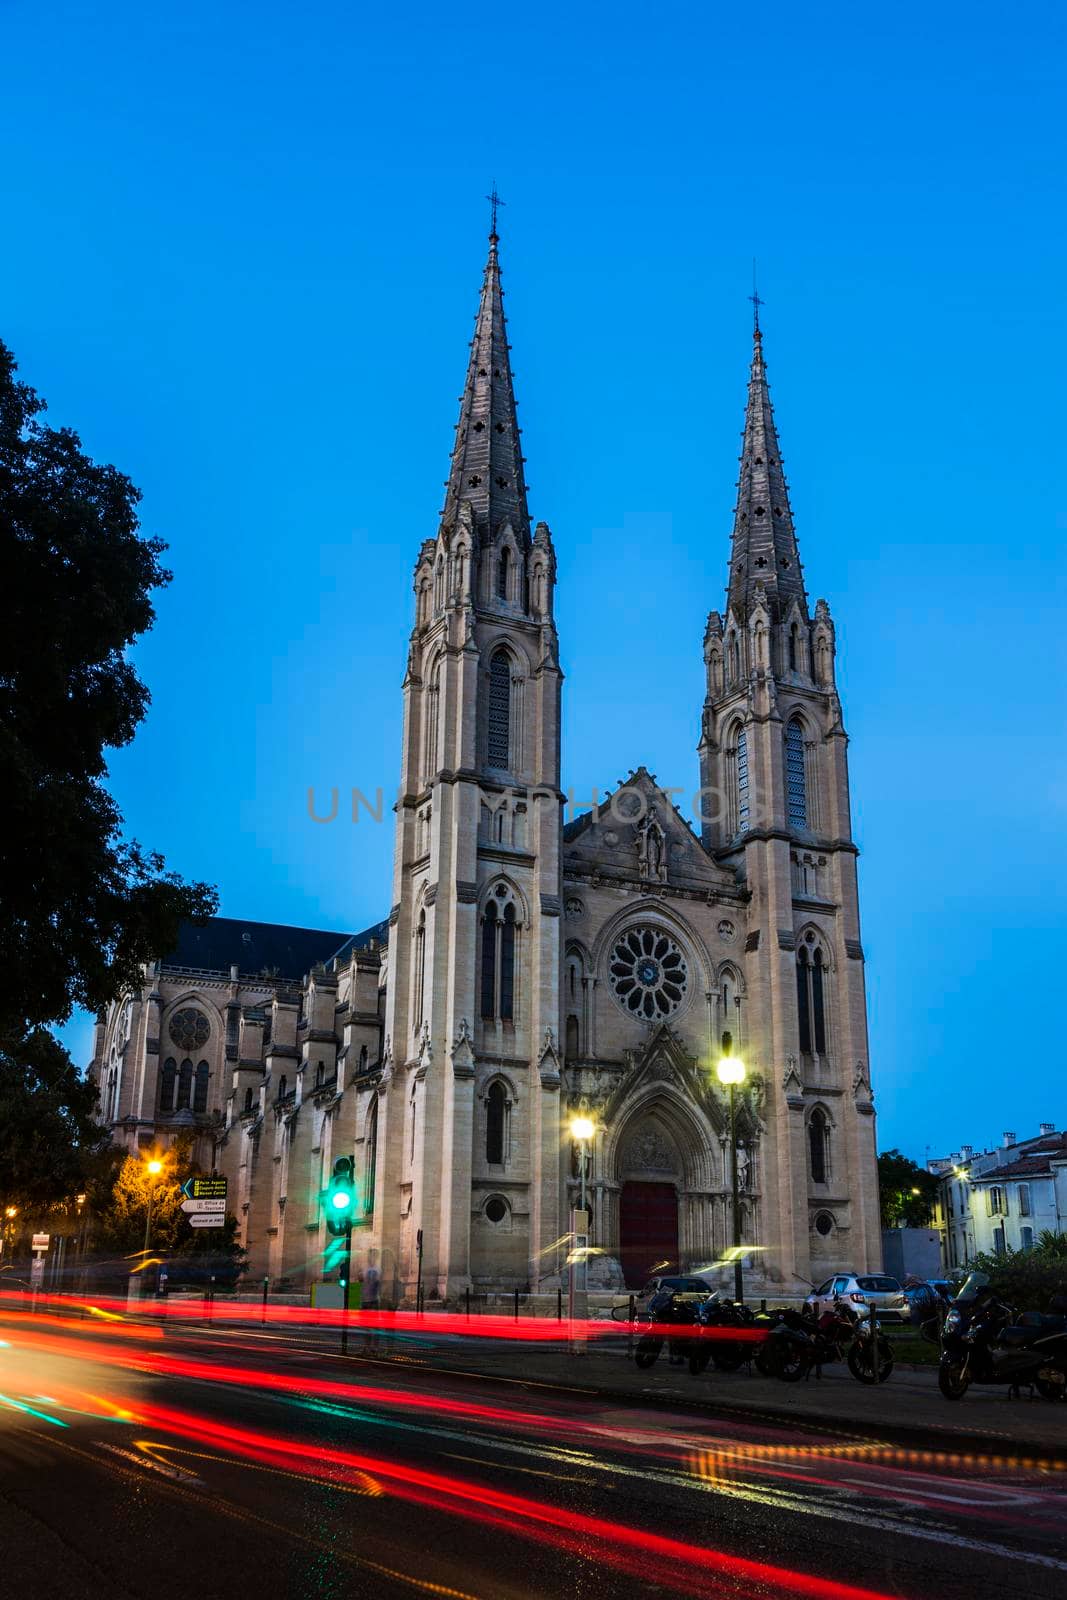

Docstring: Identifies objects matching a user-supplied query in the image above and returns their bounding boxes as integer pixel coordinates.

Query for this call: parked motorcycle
[763,1297,894,1384]
[633,1287,700,1370]
[937,1274,1067,1401]
[687,1295,758,1375]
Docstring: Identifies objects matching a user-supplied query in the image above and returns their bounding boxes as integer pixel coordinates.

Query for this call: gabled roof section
[440,223,531,547]
[164,915,384,982]
[726,322,808,625]
[970,1131,1067,1182]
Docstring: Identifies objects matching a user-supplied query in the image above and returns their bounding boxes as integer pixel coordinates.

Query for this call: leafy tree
[0,1028,111,1215]
[91,1134,245,1286]
[0,337,217,1044]
[878,1148,939,1229]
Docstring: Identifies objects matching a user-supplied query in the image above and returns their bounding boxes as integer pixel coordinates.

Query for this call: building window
[786,718,807,828]
[365,1098,378,1215]
[413,909,426,1030]
[486,1081,506,1165]
[497,548,510,601]
[566,1014,580,1059]
[797,940,828,1057]
[244,1087,253,1114]
[986,1185,1005,1217]
[814,1211,833,1237]
[278,1075,287,1101]
[809,1108,829,1185]
[1021,1226,1034,1250]
[500,904,516,1020]
[425,661,442,777]
[160,1058,177,1113]
[1018,1183,1031,1217]
[487,649,511,768]
[480,904,498,1018]
[736,726,750,831]
[177,1058,193,1111]
[789,623,800,672]
[484,1194,510,1227]
[993,1224,1006,1256]
[193,1061,209,1114]
[480,888,520,1022]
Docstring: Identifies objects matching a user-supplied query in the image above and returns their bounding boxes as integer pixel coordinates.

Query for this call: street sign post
[188,1214,225,1230]
[181,1177,227,1201]
[181,1197,226,1215]
[31,1233,50,1252]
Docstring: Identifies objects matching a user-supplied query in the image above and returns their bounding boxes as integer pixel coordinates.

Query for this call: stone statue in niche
[636,805,668,883]
[736,1144,751,1190]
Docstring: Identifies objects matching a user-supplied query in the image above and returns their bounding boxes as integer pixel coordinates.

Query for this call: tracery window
[487,649,511,768]
[785,718,807,828]
[159,1058,177,1113]
[608,926,688,1021]
[169,1008,209,1052]
[497,548,510,601]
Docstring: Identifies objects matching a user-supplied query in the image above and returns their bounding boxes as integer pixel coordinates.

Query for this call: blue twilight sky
[3,1,1064,1162]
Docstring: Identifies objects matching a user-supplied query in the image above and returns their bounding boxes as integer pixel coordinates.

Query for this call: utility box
[882,1228,941,1281]
[310,1282,361,1310]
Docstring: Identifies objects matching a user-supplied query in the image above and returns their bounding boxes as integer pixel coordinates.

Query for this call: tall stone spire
[726,322,808,623]
[440,220,530,547]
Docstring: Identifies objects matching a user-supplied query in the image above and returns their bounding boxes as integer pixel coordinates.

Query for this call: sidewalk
[394,1330,1067,1460]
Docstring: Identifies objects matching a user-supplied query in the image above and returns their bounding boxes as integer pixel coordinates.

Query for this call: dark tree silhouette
[0,338,216,1045]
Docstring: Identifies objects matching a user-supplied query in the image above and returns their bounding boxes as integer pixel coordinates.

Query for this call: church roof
[726,318,808,624]
[163,915,385,981]
[439,217,531,546]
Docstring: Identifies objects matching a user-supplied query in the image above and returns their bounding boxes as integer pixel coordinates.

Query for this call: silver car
[805,1272,909,1324]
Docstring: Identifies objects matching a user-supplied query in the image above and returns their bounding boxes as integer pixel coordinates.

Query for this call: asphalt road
[2,1308,1066,1600]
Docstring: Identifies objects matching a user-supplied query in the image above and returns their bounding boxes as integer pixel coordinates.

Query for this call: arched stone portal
[614,1112,687,1287]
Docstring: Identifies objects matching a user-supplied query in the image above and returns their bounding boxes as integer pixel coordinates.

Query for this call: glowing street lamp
[716,1041,747,1304]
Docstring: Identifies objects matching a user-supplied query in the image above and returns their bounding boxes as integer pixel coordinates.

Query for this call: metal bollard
[627,1293,636,1358]
[557,1286,563,1322]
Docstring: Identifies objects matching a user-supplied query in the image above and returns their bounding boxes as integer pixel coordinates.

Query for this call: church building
[89,221,882,1299]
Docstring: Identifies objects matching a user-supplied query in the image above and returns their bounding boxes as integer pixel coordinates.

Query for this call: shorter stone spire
[440,219,530,546]
[726,324,807,624]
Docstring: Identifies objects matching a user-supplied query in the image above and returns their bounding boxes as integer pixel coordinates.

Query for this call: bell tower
[697,309,881,1284]
[377,217,564,1298]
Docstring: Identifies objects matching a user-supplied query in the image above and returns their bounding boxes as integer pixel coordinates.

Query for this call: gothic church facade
[90,224,881,1297]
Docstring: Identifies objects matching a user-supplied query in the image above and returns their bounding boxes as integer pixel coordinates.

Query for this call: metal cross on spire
[749,259,764,334]
[486,184,505,238]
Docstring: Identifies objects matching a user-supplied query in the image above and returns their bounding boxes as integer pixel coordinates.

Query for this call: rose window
[608,927,688,1020]
[169,1007,210,1052]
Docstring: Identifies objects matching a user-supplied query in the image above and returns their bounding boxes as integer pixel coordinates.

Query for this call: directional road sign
[181,1176,227,1201]
[181,1197,226,1215]
[188,1214,225,1229]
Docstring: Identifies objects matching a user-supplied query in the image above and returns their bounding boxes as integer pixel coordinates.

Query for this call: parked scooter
[938,1274,1067,1401]
[763,1296,894,1384]
[633,1287,700,1370]
[687,1295,759,1375]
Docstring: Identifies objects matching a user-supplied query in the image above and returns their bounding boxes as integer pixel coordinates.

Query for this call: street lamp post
[142,1159,163,1262]
[716,1049,746,1305]
[570,1116,595,1221]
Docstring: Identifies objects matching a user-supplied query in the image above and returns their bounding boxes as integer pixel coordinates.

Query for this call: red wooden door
[619,1181,679,1288]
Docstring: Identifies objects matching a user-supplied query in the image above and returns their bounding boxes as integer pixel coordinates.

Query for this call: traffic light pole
[340,1224,352,1356]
